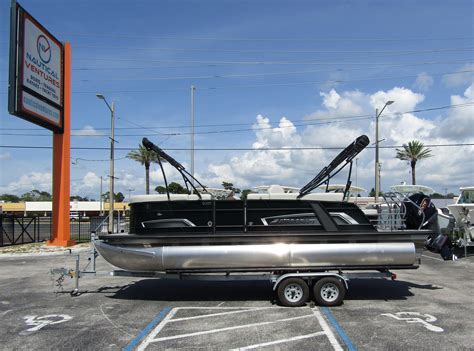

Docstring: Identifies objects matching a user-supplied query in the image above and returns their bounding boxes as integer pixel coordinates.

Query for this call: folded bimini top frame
[297,135,370,200]
[142,137,209,200]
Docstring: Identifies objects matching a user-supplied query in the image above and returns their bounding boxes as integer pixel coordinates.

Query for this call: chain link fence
[1,214,129,247]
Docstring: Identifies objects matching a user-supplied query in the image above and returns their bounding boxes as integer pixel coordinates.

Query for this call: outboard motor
[404,192,455,261]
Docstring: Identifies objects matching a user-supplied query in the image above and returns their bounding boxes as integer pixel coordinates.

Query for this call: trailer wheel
[277,278,309,307]
[313,277,345,307]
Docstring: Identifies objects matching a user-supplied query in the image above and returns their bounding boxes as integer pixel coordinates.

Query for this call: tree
[221,181,241,200]
[20,190,52,201]
[70,195,90,201]
[431,192,455,199]
[222,181,241,193]
[103,191,125,202]
[168,182,188,194]
[369,187,383,198]
[240,189,253,200]
[155,182,188,194]
[127,144,160,194]
[395,140,433,185]
[155,186,166,194]
[0,194,20,202]
[115,192,125,202]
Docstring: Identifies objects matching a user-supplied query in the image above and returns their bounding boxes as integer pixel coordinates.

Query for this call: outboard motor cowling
[404,192,455,261]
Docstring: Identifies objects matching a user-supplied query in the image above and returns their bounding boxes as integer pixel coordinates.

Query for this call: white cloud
[73,125,104,136]
[204,86,473,193]
[431,84,474,140]
[442,63,474,88]
[0,172,52,194]
[413,72,434,91]
[321,89,341,109]
[370,86,424,113]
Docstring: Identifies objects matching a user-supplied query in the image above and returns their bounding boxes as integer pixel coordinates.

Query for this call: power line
[75,64,474,83]
[2,101,472,134]
[1,143,473,151]
[72,157,127,163]
[73,44,474,55]
[70,68,474,94]
[56,32,474,42]
[0,68,472,95]
[74,64,229,71]
[73,57,471,66]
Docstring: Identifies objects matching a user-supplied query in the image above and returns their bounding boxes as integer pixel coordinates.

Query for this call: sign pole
[48,42,74,246]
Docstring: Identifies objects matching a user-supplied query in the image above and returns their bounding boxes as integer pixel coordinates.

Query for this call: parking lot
[0,248,472,350]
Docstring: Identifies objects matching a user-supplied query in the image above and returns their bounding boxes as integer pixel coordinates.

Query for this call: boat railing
[375,192,425,231]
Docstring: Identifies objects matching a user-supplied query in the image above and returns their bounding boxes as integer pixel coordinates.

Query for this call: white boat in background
[254,185,300,194]
[448,187,474,245]
[389,183,434,195]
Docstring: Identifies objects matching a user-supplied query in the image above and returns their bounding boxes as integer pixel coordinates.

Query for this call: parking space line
[124,307,173,351]
[134,306,344,350]
[311,308,343,351]
[149,314,313,343]
[321,307,357,351]
[168,307,274,323]
[136,308,178,351]
[230,331,326,350]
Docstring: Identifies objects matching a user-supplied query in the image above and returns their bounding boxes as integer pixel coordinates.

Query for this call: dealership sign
[9,1,64,132]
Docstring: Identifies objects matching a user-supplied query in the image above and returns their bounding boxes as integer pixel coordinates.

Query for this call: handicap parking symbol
[21,314,73,334]
[381,312,444,332]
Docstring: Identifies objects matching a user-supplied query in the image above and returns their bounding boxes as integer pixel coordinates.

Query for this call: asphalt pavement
[0,247,472,350]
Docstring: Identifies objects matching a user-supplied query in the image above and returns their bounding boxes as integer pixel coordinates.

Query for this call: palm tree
[395,140,433,185]
[127,144,159,194]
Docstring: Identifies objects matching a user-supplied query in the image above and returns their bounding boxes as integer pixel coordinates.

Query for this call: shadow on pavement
[345,279,442,300]
[108,279,274,302]
[93,277,443,303]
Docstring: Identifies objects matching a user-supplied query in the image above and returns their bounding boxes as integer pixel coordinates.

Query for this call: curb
[0,247,90,258]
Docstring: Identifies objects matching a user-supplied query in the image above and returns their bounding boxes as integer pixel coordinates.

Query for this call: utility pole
[375,100,394,203]
[128,188,135,202]
[191,85,196,191]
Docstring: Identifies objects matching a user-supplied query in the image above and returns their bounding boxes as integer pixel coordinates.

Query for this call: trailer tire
[313,277,345,306]
[277,278,309,307]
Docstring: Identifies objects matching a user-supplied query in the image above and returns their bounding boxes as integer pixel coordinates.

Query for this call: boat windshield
[458,189,474,204]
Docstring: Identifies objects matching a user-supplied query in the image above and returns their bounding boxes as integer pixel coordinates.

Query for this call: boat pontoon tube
[94,241,417,272]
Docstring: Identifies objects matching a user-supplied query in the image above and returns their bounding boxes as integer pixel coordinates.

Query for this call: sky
[0,0,473,200]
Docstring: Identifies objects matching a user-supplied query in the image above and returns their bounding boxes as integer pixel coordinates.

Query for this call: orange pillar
[48,42,75,246]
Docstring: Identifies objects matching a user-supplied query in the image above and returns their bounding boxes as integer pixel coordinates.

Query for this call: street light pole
[109,102,115,233]
[375,100,394,203]
[99,175,103,215]
[96,94,115,233]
